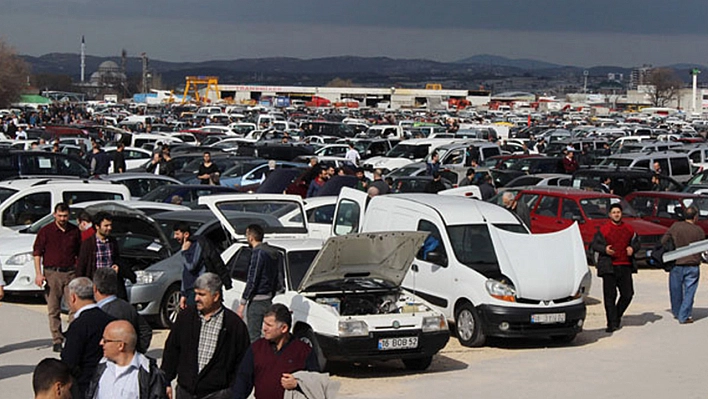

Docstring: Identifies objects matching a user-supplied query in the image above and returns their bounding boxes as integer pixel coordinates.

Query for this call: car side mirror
[425,251,448,267]
[572,214,585,224]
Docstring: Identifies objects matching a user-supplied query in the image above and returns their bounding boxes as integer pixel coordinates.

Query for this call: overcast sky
[3,0,708,67]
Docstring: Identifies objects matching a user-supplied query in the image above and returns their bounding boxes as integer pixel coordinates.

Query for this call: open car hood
[489,223,588,300]
[298,231,428,292]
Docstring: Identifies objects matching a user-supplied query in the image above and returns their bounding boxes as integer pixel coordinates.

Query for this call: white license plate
[531,313,566,324]
[378,336,418,351]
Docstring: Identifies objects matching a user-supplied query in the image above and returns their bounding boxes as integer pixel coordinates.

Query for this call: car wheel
[159,284,181,329]
[402,356,433,371]
[455,303,486,347]
[550,333,577,343]
[295,326,327,371]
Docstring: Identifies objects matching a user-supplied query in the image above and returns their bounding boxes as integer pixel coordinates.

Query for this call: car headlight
[7,252,34,265]
[574,270,592,299]
[338,319,369,337]
[485,279,516,302]
[134,271,164,285]
[422,315,447,332]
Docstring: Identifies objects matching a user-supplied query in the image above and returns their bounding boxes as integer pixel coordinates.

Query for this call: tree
[325,77,355,87]
[646,68,683,107]
[0,40,29,108]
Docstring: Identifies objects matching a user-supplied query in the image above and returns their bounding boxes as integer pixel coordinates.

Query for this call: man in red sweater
[233,304,320,399]
[591,203,640,333]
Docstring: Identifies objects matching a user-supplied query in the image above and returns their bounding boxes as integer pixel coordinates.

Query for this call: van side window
[482,147,500,159]
[443,149,465,165]
[656,159,669,174]
[416,220,447,265]
[333,199,360,236]
[3,192,51,227]
[634,160,650,169]
[63,192,123,205]
[670,157,690,176]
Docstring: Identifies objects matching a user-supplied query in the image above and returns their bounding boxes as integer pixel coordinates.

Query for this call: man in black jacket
[161,273,250,399]
[93,267,152,353]
[173,222,232,310]
[61,277,114,399]
[237,224,280,342]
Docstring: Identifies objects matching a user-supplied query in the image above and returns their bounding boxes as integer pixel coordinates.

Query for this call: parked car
[95,173,183,199]
[333,188,590,347]
[624,191,708,236]
[0,178,131,231]
[1,201,177,295]
[598,151,692,183]
[0,150,90,180]
[128,209,282,327]
[200,194,450,370]
[571,168,683,197]
[140,184,239,208]
[516,187,668,263]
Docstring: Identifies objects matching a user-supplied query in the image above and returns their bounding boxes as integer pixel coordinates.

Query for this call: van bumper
[477,302,586,338]
[316,330,450,362]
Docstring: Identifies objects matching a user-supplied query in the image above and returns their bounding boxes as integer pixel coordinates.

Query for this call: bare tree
[646,68,683,107]
[0,41,29,108]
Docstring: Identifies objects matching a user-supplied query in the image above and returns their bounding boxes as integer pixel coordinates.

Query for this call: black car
[140,184,239,208]
[0,150,89,180]
[571,167,683,197]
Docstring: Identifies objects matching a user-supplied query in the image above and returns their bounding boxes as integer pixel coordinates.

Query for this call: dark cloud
[2,0,708,66]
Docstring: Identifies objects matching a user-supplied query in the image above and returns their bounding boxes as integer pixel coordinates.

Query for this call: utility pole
[691,68,701,115]
[141,53,149,93]
[80,36,86,82]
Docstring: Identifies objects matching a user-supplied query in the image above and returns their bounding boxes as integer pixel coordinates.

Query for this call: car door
[331,187,368,236]
[529,194,561,233]
[404,218,453,312]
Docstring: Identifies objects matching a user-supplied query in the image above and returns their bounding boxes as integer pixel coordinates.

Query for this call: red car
[625,191,708,237]
[516,187,668,263]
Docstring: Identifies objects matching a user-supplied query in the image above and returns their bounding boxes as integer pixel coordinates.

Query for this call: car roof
[518,186,618,198]
[625,191,705,199]
[373,193,520,225]
[605,150,687,159]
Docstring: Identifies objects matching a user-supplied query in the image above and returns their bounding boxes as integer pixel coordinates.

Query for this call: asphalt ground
[2,268,707,398]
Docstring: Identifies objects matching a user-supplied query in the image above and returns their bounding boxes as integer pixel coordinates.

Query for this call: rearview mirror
[572,214,585,223]
[425,251,448,267]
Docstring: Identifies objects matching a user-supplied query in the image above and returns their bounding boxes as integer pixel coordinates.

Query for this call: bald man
[86,320,167,399]
[502,191,531,229]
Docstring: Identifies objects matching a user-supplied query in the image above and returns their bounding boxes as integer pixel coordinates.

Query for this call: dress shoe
[681,317,694,324]
[605,326,617,333]
[52,343,62,353]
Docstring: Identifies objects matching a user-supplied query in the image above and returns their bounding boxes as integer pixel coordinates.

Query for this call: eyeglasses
[101,337,123,344]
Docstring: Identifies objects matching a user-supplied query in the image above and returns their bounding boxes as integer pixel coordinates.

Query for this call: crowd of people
[27,201,338,399]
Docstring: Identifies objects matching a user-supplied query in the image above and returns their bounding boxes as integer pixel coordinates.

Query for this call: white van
[331,188,590,347]
[0,179,131,232]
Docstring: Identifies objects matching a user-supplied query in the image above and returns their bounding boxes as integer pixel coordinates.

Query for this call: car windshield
[387,165,423,177]
[681,197,708,218]
[446,223,527,279]
[215,199,307,235]
[507,158,539,171]
[0,187,18,204]
[599,157,634,167]
[386,144,430,159]
[579,197,638,219]
[287,250,320,289]
[140,185,172,202]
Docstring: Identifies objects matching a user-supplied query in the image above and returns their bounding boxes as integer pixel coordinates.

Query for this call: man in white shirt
[345,142,360,166]
[86,320,167,399]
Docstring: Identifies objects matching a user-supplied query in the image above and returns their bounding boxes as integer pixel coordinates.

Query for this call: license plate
[531,313,566,324]
[378,336,418,351]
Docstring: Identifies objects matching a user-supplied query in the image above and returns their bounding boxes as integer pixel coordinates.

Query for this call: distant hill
[455,54,563,70]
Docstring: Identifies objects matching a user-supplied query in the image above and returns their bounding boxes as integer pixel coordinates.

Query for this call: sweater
[662,221,705,265]
[599,221,635,266]
[233,337,318,399]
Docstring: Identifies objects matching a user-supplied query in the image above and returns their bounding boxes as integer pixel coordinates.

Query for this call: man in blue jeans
[236,224,280,342]
[661,206,704,324]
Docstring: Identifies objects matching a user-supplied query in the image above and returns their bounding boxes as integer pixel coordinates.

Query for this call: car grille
[638,234,662,247]
[516,296,575,305]
[3,270,17,285]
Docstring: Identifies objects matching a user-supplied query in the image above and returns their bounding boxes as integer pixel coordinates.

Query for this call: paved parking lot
[2,268,708,398]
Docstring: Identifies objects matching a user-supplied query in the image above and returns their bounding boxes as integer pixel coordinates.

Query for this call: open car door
[332,187,368,236]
